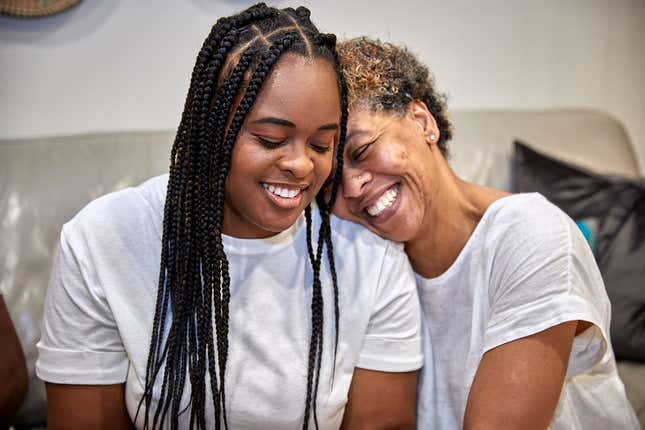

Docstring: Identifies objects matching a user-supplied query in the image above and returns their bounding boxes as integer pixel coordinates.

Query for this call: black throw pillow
[512,140,645,361]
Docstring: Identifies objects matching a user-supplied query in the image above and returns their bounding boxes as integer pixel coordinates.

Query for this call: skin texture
[45,55,417,429]
[464,321,577,430]
[333,101,590,429]
[0,296,28,429]
[341,369,418,430]
[45,383,134,430]
[335,104,432,243]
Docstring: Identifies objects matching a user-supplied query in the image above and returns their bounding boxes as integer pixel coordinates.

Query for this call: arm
[0,295,28,428]
[464,199,612,429]
[46,383,135,430]
[341,368,418,430]
[38,226,132,428]
[463,320,578,430]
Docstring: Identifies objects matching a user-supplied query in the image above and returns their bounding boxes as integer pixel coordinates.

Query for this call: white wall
[1,0,644,172]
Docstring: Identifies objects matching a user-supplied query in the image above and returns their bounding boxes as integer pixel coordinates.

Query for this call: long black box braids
[135,4,349,429]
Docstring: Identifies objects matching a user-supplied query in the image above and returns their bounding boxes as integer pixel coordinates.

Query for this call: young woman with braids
[36,6,423,430]
[333,37,639,430]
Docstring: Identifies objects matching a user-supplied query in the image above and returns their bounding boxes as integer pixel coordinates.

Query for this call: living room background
[1,0,644,172]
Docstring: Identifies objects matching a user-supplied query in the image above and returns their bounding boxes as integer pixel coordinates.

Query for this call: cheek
[384,131,428,177]
[331,191,352,220]
[314,154,334,183]
[332,192,366,225]
[375,146,409,174]
[230,140,274,177]
[229,140,250,173]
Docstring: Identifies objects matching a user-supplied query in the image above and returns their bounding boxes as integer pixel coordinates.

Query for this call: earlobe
[409,100,439,145]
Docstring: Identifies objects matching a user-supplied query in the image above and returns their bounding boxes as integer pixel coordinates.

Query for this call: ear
[408,100,440,146]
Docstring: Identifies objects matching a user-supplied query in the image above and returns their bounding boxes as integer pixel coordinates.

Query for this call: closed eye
[310,142,332,154]
[351,140,375,162]
[256,136,285,149]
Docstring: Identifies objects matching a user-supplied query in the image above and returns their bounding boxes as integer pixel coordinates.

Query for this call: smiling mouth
[366,184,400,217]
[261,182,308,210]
[261,183,306,199]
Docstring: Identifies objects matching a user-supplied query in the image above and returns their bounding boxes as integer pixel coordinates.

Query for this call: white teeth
[262,183,302,199]
[367,186,399,217]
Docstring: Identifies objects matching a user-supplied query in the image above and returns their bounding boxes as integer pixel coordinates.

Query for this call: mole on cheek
[396,148,409,168]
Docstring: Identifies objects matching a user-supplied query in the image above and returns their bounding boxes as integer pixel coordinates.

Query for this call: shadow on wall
[0,0,120,45]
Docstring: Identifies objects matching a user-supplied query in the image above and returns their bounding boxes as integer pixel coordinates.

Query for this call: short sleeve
[483,198,610,377]
[356,242,423,372]
[36,223,128,384]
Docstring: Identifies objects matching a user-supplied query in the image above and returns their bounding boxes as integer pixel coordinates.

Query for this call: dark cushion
[512,141,645,361]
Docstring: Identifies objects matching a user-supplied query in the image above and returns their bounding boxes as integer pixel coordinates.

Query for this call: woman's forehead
[347,107,396,131]
[249,54,341,125]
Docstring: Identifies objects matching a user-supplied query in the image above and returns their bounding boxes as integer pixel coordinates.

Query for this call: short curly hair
[337,37,452,155]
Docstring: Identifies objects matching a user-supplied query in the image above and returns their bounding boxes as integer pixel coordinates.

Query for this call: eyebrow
[251,117,338,131]
[251,117,295,127]
[318,123,339,131]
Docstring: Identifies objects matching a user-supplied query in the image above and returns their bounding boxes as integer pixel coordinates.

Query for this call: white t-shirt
[37,174,423,430]
[416,193,639,430]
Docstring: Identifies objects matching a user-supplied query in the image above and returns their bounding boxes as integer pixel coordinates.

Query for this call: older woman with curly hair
[333,37,639,430]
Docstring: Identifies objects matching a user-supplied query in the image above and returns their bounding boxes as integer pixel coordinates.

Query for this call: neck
[404,150,507,278]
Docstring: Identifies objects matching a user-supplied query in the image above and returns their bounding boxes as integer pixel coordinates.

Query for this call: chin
[262,213,301,233]
[365,217,418,243]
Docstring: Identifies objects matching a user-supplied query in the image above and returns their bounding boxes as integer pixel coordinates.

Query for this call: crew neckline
[221,214,305,254]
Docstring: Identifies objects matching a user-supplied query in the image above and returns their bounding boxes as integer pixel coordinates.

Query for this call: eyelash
[256,136,331,154]
[257,136,284,149]
[352,141,374,162]
[311,143,332,154]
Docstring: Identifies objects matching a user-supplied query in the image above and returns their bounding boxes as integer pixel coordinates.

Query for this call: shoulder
[479,192,603,306]
[329,215,415,301]
[327,214,413,287]
[480,195,611,372]
[481,193,579,261]
[329,215,410,281]
[481,193,607,320]
[486,193,569,238]
[62,174,166,254]
[330,215,406,257]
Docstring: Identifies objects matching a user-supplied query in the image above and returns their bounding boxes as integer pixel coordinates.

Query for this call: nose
[342,166,372,198]
[277,143,315,179]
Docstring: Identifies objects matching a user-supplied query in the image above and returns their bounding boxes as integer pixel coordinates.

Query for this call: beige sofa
[1,109,643,427]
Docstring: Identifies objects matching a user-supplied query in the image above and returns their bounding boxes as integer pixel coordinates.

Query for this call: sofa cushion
[0,130,174,424]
